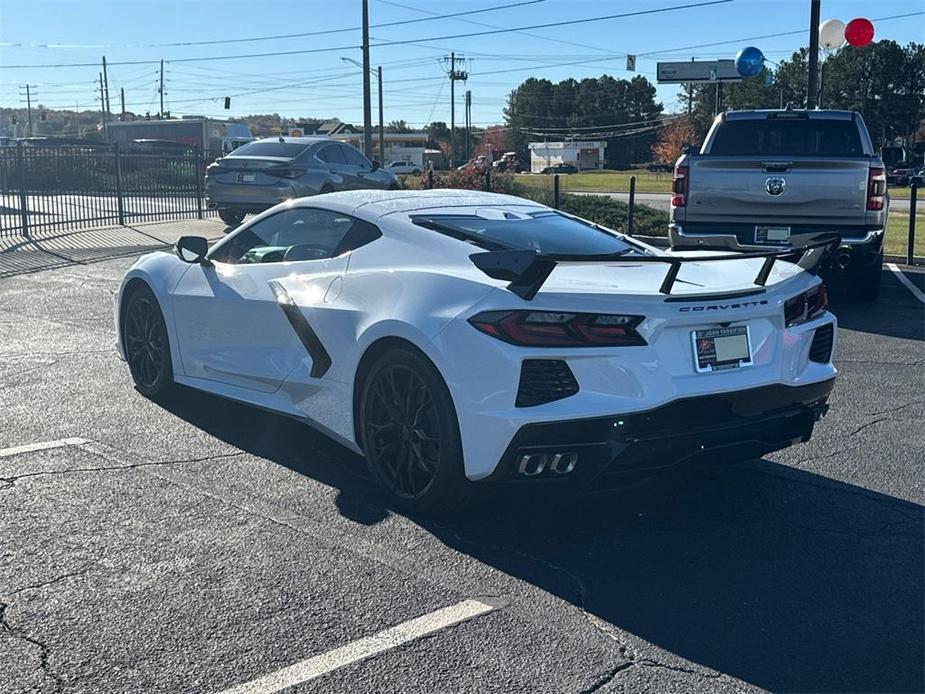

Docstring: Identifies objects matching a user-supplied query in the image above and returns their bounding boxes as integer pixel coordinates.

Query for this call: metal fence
[0,143,221,238]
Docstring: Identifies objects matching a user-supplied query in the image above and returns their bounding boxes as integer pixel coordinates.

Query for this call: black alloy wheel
[218,209,245,228]
[124,287,173,397]
[360,349,471,512]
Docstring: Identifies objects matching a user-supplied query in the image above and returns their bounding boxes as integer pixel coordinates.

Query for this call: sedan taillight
[671,164,688,207]
[785,283,828,327]
[469,310,647,347]
[867,166,886,210]
[276,168,306,179]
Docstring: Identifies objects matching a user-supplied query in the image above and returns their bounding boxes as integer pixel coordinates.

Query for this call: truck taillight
[867,166,886,210]
[671,165,688,207]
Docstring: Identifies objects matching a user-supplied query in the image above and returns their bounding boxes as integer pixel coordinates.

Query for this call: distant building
[528,141,606,173]
[333,132,429,167]
[291,119,357,137]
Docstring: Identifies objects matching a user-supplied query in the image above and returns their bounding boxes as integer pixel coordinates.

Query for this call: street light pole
[361,0,373,159]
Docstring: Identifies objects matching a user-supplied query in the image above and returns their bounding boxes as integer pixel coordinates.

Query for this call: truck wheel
[849,259,882,302]
[218,209,245,228]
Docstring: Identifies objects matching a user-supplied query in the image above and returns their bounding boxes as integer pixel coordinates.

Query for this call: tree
[652,117,696,163]
[474,126,507,159]
[503,74,663,168]
[386,119,413,133]
[677,41,925,148]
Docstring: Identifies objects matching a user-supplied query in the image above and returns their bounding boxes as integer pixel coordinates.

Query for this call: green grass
[515,169,673,194]
[887,186,912,200]
[885,212,925,258]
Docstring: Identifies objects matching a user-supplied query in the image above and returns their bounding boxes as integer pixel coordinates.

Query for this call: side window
[210,208,356,264]
[342,145,371,168]
[318,145,346,165]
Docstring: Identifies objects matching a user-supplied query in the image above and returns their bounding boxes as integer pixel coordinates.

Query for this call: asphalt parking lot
[1,226,922,693]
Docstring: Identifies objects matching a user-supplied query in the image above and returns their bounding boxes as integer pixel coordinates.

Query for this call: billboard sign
[657,60,743,84]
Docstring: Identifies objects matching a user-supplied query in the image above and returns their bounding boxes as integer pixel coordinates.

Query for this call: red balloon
[845,17,874,47]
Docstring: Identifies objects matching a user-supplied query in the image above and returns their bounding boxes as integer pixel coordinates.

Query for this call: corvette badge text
[679,300,769,312]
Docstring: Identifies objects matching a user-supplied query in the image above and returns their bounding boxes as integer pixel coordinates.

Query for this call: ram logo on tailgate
[765,177,787,196]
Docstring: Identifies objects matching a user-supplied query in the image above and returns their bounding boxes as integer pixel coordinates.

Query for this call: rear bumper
[205,179,301,210]
[489,378,834,488]
[669,224,884,266]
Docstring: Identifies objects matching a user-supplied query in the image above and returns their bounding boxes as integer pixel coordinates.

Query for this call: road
[0,222,922,693]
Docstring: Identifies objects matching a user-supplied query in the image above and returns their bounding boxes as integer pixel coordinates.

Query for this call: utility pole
[159,58,165,119]
[98,73,107,138]
[120,87,126,121]
[20,84,34,136]
[361,0,373,159]
[465,90,471,162]
[377,65,384,163]
[102,56,112,134]
[806,0,821,109]
[444,53,468,168]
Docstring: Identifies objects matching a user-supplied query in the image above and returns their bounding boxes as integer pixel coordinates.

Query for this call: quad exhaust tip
[517,452,578,477]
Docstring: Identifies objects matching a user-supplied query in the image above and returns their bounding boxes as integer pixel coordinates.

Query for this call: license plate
[238,173,256,183]
[755,225,790,243]
[692,326,753,373]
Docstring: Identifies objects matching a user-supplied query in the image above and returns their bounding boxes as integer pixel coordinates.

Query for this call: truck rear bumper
[669,224,883,267]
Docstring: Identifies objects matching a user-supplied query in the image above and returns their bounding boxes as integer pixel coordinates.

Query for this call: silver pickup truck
[669,109,888,300]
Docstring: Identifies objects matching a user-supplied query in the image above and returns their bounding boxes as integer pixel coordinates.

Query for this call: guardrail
[0,143,221,238]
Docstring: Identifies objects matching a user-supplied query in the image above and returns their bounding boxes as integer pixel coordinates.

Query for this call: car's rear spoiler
[469,234,840,300]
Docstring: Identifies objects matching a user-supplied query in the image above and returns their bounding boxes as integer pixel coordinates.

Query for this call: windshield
[710,118,864,157]
[412,210,643,257]
[231,141,309,158]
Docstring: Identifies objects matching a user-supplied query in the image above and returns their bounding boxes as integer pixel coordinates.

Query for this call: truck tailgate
[686,157,869,224]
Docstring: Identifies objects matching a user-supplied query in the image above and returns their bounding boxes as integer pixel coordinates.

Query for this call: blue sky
[0,0,922,126]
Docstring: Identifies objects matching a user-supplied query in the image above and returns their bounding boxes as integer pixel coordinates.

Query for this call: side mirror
[371,159,380,171]
[176,235,210,265]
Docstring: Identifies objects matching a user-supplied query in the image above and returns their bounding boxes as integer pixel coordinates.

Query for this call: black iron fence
[0,143,221,238]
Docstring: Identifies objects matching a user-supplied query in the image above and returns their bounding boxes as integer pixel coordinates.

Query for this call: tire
[122,285,174,399]
[359,348,473,513]
[218,209,245,228]
[848,258,882,302]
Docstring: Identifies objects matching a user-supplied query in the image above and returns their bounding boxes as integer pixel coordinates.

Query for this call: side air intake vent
[516,359,579,407]
[809,324,834,363]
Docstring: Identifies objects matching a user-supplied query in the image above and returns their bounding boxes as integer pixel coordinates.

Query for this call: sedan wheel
[124,287,173,398]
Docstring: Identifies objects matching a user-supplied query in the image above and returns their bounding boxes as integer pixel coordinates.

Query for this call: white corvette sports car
[116,190,837,511]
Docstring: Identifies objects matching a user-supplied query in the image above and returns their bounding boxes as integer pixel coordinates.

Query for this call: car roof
[254,136,337,145]
[289,189,546,219]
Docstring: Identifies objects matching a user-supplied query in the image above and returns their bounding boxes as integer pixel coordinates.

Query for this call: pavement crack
[9,563,95,595]
[0,451,242,490]
[580,662,635,693]
[637,657,724,680]
[866,399,924,418]
[0,601,66,692]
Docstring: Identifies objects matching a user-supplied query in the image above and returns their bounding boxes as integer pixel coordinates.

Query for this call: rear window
[231,141,309,158]
[709,118,864,157]
[412,211,643,257]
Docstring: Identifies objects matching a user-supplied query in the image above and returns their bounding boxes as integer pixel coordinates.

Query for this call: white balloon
[819,18,846,49]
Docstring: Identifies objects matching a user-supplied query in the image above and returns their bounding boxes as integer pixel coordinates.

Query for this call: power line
[0,1,547,50]
[0,0,733,69]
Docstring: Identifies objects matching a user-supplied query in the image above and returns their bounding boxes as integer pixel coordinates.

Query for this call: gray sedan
[205,136,400,227]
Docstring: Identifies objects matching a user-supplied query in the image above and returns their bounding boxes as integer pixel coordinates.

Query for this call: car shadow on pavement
[157,385,924,693]
[827,267,924,341]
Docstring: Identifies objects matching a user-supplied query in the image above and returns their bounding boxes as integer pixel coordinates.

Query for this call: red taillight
[277,168,306,179]
[785,283,828,327]
[671,164,688,207]
[468,310,647,347]
[867,166,886,210]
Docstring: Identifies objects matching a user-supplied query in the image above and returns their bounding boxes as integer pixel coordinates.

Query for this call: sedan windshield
[412,211,644,257]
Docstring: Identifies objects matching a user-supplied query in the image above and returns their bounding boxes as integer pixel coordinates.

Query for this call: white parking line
[886,263,925,304]
[0,437,88,459]
[218,598,500,694]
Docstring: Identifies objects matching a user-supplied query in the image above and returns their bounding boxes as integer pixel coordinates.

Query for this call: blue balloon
[735,46,765,77]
